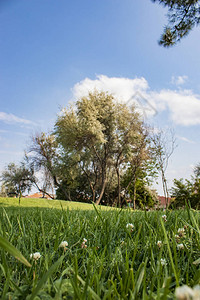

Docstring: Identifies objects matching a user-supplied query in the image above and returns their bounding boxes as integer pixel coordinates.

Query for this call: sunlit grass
[0,198,199,299]
[0,196,114,210]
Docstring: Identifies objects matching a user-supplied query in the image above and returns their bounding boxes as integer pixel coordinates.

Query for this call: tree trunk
[133,176,137,210]
[116,167,121,207]
[95,179,106,205]
[92,189,96,203]
[161,170,169,209]
[19,187,22,205]
[95,162,107,205]
[33,181,55,199]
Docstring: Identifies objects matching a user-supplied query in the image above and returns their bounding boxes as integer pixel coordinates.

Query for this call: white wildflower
[81,238,88,249]
[178,228,185,237]
[175,234,180,242]
[160,258,167,266]
[30,252,41,261]
[193,285,200,299]
[59,241,68,248]
[175,285,195,300]
[126,223,134,231]
[177,243,184,250]
[162,215,167,222]
[157,241,162,248]
[81,243,87,249]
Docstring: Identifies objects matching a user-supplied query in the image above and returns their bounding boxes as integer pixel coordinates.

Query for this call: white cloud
[73,74,149,101]
[72,75,200,126]
[171,75,188,86]
[151,89,200,126]
[177,136,195,144]
[0,112,34,125]
[73,75,156,117]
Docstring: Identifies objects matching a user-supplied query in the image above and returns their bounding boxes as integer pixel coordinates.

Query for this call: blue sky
[0,0,200,195]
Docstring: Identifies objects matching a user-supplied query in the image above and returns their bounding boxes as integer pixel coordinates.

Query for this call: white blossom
[59,241,68,248]
[193,285,200,299]
[177,243,184,250]
[162,215,167,222]
[175,234,180,241]
[160,258,167,266]
[81,238,88,249]
[178,228,185,237]
[126,223,134,231]
[30,252,41,261]
[175,285,196,300]
[157,241,162,248]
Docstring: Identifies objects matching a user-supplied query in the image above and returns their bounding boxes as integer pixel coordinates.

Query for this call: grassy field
[0,198,200,299]
[0,197,113,210]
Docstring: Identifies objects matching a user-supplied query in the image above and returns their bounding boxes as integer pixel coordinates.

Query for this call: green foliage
[0,162,34,201]
[0,203,199,299]
[122,167,157,208]
[55,91,152,206]
[0,235,31,267]
[0,196,113,210]
[170,163,200,209]
[0,92,160,208]
[152,0,200,46]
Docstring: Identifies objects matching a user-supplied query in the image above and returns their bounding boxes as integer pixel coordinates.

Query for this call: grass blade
[0,235,31,267]
[30,256,64,300]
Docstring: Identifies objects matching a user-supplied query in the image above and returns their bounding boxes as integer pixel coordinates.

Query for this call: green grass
[0,197,113,210]
[0,198,199,299]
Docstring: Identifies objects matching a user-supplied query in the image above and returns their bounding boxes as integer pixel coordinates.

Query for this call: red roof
[158,196,171,207]
[26,192,52,199]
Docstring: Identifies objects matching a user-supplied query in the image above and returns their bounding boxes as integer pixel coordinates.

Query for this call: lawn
[0,196,113,211]
[0,198,199,299]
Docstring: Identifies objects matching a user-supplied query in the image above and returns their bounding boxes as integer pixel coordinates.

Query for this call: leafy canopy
[152,0,200,46]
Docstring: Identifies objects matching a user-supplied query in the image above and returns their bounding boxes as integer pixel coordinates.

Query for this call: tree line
[0,91,199,208]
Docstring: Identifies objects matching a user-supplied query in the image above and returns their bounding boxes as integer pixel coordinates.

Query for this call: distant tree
[27,132,61,199]
[55,91,149,206]
[170,162,200,209]
[152,0,200,47]
[122,164,158,209]
[0,183,7,197]
[170,178,192,207]
[120,128,157,209]
[151,129,176,208]
[194,162,200,178]
[0,162,34,204]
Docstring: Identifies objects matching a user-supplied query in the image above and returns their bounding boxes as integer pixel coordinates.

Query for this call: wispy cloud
[171,75,188,86]
[150,89,200,126]
[72,75,200,126]
[177,136,195,144]
[0,112,35,125]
